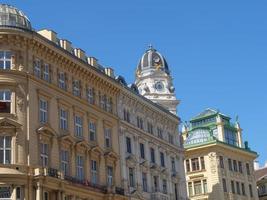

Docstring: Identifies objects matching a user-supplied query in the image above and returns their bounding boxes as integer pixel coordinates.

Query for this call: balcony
[151,192,169,200]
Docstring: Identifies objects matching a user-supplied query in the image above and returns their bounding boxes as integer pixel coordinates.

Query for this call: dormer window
[0,90,11,113]
[0,51,11,70]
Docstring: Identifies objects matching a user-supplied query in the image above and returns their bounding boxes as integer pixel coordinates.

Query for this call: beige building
[0,3,187,200]
[182,109,258,200]
[255,166,267,200]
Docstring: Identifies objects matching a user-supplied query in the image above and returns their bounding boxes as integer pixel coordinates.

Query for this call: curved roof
[185,128,214,146]
[0,4,32,30]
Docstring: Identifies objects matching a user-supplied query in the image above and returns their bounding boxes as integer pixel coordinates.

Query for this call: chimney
[74,48,86,61]
[38,29,58,44]
[105,67,115,78]
[87,57,98,67]
[60,39,72,52]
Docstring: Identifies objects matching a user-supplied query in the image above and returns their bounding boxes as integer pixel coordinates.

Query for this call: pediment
[131,190,144,200]
[37,125,56,138]
[104,150,119,160]
[76,140,89,149]
[59,135,75,146]
[90,145,103,156]
[0,118,22,129]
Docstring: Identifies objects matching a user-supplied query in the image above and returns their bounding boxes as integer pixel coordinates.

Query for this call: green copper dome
[0,4,32,30]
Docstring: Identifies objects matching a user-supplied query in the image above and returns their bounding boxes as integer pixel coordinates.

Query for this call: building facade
[0,4,187,200]
[182,109,258,200]
[117,47,187,200]
[255,166,267,200]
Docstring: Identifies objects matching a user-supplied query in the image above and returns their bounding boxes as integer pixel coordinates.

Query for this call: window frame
[0,135,12,164]
[0,50,12,70]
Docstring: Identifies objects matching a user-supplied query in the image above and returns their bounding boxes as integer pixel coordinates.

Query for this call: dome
[136,45,170,76]
[0,4,32,30]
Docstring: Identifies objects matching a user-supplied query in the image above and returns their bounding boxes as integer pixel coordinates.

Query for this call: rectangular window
[191,158,200,171]
[106,97,112,113]
[137,116,144,129]
[246,163,250,175]
[142,172,148,192]
[241,183,246,195]
[222,178,227,192]
[99,93,107,110]
[157,128,163,139]
[233,160,238,172]
[76,155,84,180]
[224,129,237,146]
[238,161,243,173]
[153,176,159,192]
[0,51,11,69]
[236,182,240,195]
[228,159,232,171]
[39,99,48,124]
[0,90,11,113]
[73,80,81,97]
[188,182,193,197]
[129,167,135,187]
[91,160,98,184]
[147,122,153,134]
[249,184,253,197]
[219,156,224,168]
[0,136,11,164]
[107,166,113,186]
[168,133,174,144]
[160,152,165,167]
[87,87,95,104]
[58,72,66,90]
[61,150,69,176]
[89,122,96,141]
[194,181,202,195]
[186,159,190,172]
[150,148,155,164]
[203,179,207,194]
[162,179,167,194]
[16,187,21,200]
[126,137,132,154]
[44,191,49,200]
[34,59,41,77]
[74,115,83,138]
[140,143,145,159]
[123,109,130,123]
[231,180,235,194]
[43,63,50,82]
[40,143,49,167]
[104,128,112,148]
[59,108,68,131]
[171,157,176,172]
[200,156,205,170]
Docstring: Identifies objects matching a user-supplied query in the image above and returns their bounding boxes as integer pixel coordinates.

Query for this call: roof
[191,108,230,121]
[255,166,267,181]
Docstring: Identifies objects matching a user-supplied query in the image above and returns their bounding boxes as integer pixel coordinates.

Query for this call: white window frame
[40,143,49,167]
[39,99,48,124]
[59,108,68,131]
[0,136,12,164]
[89,121,96,141]
[104,128,112,148]
[73,80,81,97]
[87,87,94,104]
[61,150,69,176]
[0,90,11,113]
[75,115,83,138]
[76,155,84,180]
[58,72,66,90]
[0,51,12,70]
[91,160,98,184]
[34,59,41,77]
[107,166,113,186]
[43,63,50,82]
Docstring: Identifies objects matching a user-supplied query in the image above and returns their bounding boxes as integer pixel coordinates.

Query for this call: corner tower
[135,45,179,114]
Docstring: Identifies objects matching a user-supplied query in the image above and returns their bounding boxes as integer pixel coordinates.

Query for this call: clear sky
[5,0,267,165]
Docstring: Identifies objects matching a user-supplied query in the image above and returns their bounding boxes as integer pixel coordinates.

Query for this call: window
[16,187,21,200]
[157,128,163,139]
[106,97,112,113]
[140,143,145,159]
[129,168,135,187]
[231,180,235,194]
[87,87,95,104]
[0,136,11,164]
[44,192,49,200]
[99,93,107,110]
[59,108,68,131]
[200,156,205,170]
[43,63,50,82]
[188,182,193,196]
[233,160,238,172]
[74,115,83,138]
[162,179,167,194]
[219,156,224,168]
[186,159,190,172]
[236,182,240,195]
[126,137,132,154]
[241,183,246,195]
[123,109,130,123]
[171,157,176,172]
[168,133,174,144]
[40,143,49,167]
[203,180,207,194]
[76,155,84,180]
[228,159,232,171]
[104,128,112,148]
[0,51,11,69]
[89,122,96,141]
[222,178,227,192]
[147,122,153,134]
[249,184,253,197]
[150,148,155,164]
[224,129,237,146]
[61,150,69,176]
[137,116,143,129]
[58,72,67,90]
[246,163,250,175]
[73,80,81,97]
[91,160,98,184]
[153,176,159,192]
[194,181,202,195]
[160,152,165,167]
[34,59,41,77]
[39,99,48,124]
[142,172,148,192]
[238,161,243,173]
[107,166,113,186]
[0,90,11,113]
[191,158,200,171]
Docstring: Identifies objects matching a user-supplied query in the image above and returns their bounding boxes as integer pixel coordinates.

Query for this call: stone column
[36,182,43,200]
[57,190,62,200]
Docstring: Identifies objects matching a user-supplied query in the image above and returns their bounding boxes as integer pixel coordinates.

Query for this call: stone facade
[255,166,267,200]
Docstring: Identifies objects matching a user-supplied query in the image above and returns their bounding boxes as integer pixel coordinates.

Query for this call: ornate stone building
[182,109,258,200]
[117,47,187,200]
[0,4,187,200]
[255,166,267,200]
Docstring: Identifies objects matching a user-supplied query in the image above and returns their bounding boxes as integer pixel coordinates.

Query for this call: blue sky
[6,0,267,165]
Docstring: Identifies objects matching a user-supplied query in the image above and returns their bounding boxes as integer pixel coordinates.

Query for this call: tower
[135,45,179,114]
